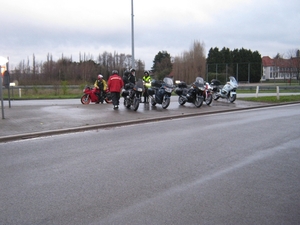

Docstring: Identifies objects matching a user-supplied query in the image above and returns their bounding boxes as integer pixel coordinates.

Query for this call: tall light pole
[131,0,135,69]
[0,56,8,119]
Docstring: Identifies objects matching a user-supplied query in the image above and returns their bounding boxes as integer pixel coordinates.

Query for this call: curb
[1,102,299,143]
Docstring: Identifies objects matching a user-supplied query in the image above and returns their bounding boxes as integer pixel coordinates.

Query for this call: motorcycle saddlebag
[177,82,187,88]
[147,88,155,96]
[174,87,183,95]
[121,89,129,97]
[155,88,164,104]
[124,83,134,90]
[211,79,221,86]
[151,80,162,88]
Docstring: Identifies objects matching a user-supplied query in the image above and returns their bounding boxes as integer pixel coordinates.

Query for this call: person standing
[142,70,152,103]
[128,68,136,84]
[108,70,124,109]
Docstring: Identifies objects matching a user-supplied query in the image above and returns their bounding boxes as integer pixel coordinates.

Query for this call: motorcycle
[174,77,205,108]
[121,79,144,111]
[203,81,213,105]
[81,86,112,104]
[211,76,238,103]
[147,77,174,109]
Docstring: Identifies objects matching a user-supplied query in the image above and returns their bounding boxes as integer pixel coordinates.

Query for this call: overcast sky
[1,0,299,70]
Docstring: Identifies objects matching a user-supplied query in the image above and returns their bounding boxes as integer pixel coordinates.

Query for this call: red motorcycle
[80,86,112,104]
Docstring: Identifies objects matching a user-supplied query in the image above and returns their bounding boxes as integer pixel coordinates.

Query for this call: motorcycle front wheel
[162,94,171,109]
[133,96,140,111]
[205,93,213,105]
[229,94,236,103]
[194,95,204,108]
[178,96,186,105]
[81,94,91,104]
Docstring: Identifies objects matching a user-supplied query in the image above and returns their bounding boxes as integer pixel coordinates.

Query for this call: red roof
[262,56,299,68]
[262,56,274,67]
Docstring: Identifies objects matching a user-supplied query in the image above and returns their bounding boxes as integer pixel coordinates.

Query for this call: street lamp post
[0,56,8,119]
[131,0,135,69]
[0,66,3,119]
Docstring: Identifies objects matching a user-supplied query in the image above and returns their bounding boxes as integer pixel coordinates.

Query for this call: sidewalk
[0,99,272,142]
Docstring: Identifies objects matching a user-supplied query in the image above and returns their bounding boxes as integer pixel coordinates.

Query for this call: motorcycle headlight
[165,87,173,93]
[137,88,143,92]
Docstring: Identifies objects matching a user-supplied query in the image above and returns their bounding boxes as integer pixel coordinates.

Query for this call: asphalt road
[1,104,299,224]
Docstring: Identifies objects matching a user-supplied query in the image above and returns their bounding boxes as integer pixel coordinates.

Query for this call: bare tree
[287,49,300,83]
[11,50,144,85]
[173,40,206,84]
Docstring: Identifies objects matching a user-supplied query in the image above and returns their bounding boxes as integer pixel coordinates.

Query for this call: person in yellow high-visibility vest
[142,71,152,103]
[94,74,108,103]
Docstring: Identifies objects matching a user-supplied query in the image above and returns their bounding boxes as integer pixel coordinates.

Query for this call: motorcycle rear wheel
[81,94,91,104]
[105,98,113,104]
[162,94,170,109]
[124,99,131,109]
[178,96,186,105]
[213,92,219,101]
[104,92,113,104]
[150,97,156,106]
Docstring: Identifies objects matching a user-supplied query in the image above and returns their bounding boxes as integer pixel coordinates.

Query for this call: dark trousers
[143,87,149,102]
[96,90,104,102]
[111,92,120,106]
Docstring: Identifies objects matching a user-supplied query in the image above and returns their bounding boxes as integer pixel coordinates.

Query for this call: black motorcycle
[174,77,205,108]
[121,79,144,111]
[147,77,174,109]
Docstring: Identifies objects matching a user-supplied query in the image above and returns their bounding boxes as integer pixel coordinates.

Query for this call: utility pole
[0,56,8,119]
[131,0,135,69]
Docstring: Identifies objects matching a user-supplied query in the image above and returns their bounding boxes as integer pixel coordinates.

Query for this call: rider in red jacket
[108,70,124,109]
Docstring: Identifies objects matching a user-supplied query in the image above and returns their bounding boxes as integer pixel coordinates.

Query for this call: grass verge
[240,95,300,103]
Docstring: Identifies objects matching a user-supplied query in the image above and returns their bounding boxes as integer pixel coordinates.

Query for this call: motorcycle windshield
[229,76,238,88]
[134,79,145,92]
[194,77,204,88]
[163,77,174,87]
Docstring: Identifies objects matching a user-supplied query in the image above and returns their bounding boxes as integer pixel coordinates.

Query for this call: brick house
[261,56,300,81]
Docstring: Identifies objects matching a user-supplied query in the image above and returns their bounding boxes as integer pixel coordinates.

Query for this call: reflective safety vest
[94,79,108,91]
[143,76,152,88]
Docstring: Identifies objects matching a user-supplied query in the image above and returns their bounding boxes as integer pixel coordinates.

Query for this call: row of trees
[206,47,262,83]
[9,40,207,85]
[153,45,263,83]
[11,52,145,85]
[8,40,298,86]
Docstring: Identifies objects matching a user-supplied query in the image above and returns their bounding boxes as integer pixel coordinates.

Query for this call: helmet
[130,68,135,73]
[144,70,149,75]
[112,70,118,74]
[98,74,103,79]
